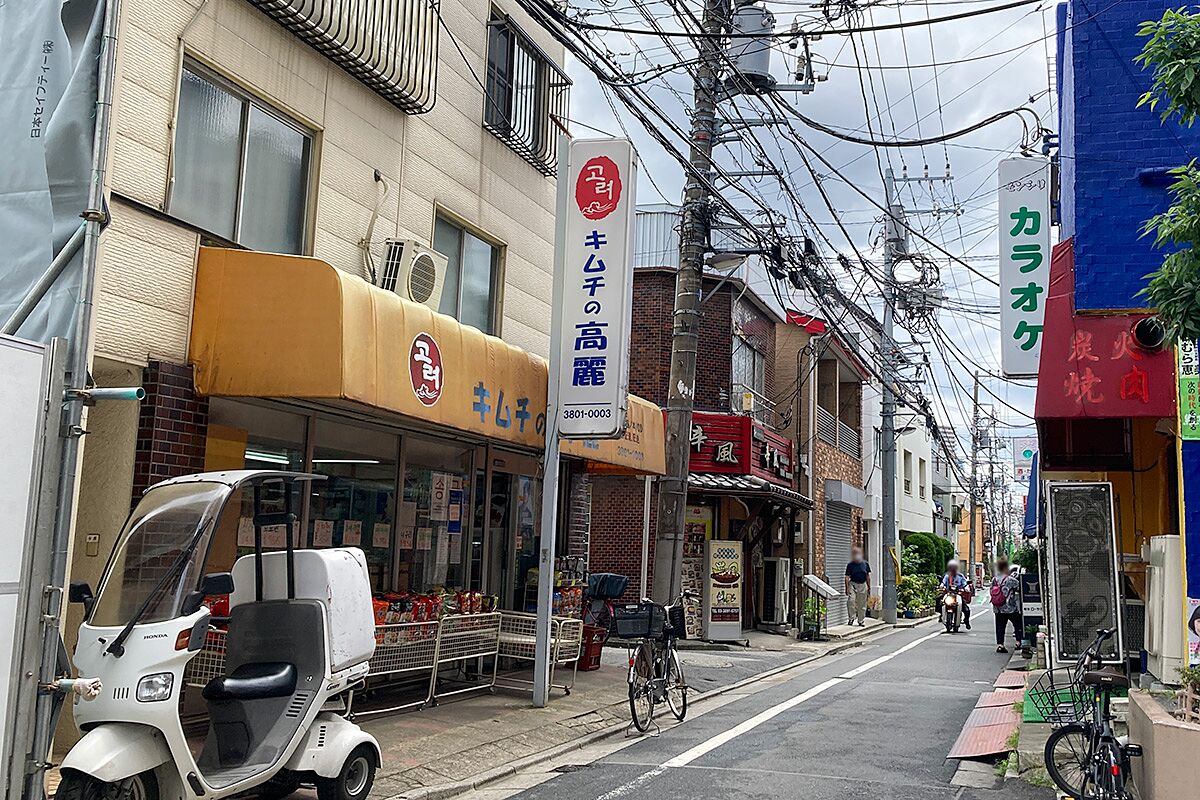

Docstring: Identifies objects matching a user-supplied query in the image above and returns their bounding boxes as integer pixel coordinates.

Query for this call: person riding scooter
[938,559,972,630]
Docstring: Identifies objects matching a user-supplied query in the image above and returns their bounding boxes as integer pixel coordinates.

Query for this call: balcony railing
[251,0,439,113]
[817,406,862,459]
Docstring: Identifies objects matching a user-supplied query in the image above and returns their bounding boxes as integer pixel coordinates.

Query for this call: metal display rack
[496,611,584,694]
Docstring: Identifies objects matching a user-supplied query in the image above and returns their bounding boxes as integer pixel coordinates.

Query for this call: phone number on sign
[563,408,612,420]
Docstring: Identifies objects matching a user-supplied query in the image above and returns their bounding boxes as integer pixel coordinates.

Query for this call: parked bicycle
[1037,628,1142,800]
[614,591,696,732]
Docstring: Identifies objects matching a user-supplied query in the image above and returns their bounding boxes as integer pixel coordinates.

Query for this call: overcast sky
[563,0,1059,485]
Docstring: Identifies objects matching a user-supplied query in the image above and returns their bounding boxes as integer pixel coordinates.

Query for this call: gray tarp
[0,0,105,343]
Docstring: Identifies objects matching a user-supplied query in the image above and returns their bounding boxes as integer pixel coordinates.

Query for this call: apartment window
[731,336,766,408]
[919,458,927,500]
[171,63,311,254]
[432,216,501,335]
[484,12,570,174]
[903,450,913,495]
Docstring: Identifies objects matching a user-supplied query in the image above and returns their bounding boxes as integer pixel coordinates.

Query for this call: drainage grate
[552,765,591,774]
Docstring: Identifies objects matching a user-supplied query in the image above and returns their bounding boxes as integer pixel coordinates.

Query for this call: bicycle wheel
[627,642,655,732]
[1045,723,1097,799]
[665,646,688,721]
[1098,741,1130,800]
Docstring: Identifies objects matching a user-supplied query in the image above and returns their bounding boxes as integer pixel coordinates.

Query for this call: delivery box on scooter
[230,547,376,672]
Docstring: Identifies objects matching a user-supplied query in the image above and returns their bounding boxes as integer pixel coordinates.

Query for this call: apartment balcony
[817,405,862,461]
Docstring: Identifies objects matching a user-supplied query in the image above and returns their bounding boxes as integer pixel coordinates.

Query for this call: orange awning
[189,248,664,475]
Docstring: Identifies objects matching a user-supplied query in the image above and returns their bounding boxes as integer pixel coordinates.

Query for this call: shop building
[589,206,811,635]
[58,0,668,737]
[774,313,867,626]
[1029,0,1191,677]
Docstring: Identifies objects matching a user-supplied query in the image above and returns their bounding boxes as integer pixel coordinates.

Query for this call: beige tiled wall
[95,0,561,366]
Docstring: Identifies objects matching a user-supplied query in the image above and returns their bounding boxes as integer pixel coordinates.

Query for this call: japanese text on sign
[998,158,1051,378]
[556,139,638,438]
[1180,340,1200,439]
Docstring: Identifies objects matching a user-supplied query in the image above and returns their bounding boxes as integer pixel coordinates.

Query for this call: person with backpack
[990,557,1021,653]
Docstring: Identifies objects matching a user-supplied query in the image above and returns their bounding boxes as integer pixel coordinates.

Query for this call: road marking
[595,628,943,797]
[837,629,943,679]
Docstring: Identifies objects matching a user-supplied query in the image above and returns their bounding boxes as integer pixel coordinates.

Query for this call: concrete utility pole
[652,0,727,603]
[880,168,901,625]
[968,372,980,582]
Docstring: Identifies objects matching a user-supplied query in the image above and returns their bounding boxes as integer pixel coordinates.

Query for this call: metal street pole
[880,168,900,625]
[652,0,727,603]
[968,372,980,584]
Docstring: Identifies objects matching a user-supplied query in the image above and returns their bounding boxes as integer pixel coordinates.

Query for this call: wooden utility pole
[652,0,727,602]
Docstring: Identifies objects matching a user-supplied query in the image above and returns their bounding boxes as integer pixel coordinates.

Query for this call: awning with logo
[189,247,665,475]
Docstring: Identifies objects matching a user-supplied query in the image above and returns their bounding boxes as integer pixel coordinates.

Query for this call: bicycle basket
[587,572,630,600]
[613,601,667,639]
[668,604,687,639]
[1027,668,1088,725]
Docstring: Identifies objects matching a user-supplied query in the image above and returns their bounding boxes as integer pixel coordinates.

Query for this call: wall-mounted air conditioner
[376,239,447,311]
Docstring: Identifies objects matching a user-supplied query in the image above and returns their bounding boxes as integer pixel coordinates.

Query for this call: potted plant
[800,596,826,639]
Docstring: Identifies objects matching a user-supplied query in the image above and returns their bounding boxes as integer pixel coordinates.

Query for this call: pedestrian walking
[990,557,1021,653]
[844,547,871,627]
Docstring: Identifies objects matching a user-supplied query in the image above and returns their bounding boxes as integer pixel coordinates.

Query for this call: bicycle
[614,591,696,732]
[583,572,629,642]
[1042,628,1143,800]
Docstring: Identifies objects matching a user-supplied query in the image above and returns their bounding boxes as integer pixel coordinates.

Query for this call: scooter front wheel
[57,769,158,800]
[316,744,376,800]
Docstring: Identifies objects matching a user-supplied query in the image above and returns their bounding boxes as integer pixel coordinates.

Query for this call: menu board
[313,519,335,548]
[705,539,743,640]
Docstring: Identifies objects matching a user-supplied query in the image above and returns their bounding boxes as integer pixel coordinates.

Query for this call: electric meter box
[231,547,376,672]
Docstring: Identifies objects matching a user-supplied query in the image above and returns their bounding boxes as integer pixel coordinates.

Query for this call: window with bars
[484,12,570,175]
[731,336,766,407]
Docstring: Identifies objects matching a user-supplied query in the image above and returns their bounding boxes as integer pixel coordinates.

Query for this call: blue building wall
[1058,0,1200,311]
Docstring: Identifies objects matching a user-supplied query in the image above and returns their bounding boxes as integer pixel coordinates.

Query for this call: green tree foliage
[1012,542,1040,573]
[902,532,949,576]
[1136,10,1200,340]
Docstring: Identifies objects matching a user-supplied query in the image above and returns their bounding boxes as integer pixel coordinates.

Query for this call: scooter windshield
[90,481,231,628]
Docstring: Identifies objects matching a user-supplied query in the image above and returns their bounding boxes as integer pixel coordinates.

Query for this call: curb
[391,620,920,800]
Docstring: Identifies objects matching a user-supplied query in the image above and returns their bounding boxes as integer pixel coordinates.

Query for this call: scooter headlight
[136,672,174,702]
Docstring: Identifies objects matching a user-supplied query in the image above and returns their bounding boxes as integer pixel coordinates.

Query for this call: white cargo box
[231,547,375,672]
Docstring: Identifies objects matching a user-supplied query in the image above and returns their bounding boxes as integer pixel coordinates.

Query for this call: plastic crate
[579,625,607,671]
[613,602,666,639]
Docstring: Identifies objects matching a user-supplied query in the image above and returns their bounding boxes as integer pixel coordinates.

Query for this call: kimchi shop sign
[554,139,638,439]
[999,158,1051,378]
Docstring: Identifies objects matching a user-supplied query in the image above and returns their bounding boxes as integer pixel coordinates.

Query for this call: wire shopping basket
[1026,668,1088,725]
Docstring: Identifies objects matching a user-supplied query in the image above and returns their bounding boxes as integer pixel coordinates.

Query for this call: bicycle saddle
[1082,668,1130,689]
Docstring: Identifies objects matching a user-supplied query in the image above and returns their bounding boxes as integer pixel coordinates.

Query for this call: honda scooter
[60,471,380,800]
[941,587,964,634]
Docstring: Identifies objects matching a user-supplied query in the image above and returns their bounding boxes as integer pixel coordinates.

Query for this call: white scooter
[60,471,380,800]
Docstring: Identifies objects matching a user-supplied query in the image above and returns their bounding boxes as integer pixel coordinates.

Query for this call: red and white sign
[409,332,443,407]
[688,412,794,484]
[574,155,623,220]
[555,138,638,439]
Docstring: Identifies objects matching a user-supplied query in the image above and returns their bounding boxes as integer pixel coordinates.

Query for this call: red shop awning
[1034,238,1176,419]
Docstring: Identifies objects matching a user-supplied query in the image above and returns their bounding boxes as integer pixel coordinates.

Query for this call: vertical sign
[704,539,743,640]
[999,158,1051,378]
[556,139,638,439]
[1012,436,1038,483]
[1179,340,1200,440]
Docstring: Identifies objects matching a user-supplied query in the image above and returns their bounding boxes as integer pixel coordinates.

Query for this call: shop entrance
[483,450,541,611]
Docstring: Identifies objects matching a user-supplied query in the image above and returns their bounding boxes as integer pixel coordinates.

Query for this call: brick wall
[1061,0,1200,310]
[588,475,655,600]
[131,361,209,505]
[811,440,864,579]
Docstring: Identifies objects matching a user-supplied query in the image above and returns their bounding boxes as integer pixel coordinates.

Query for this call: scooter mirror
[200,572,234,596]
[68,581,95,617]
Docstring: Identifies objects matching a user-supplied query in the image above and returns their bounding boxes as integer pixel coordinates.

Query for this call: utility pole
[652,0,727,603]
[880,168,901,625]
[968,372,980,583]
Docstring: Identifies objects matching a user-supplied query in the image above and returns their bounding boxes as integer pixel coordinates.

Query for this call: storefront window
[309,419,399,589]
[208,399,306,472]
[399,438,473,593]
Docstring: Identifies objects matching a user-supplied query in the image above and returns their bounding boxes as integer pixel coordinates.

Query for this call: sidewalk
[366,621,904,800]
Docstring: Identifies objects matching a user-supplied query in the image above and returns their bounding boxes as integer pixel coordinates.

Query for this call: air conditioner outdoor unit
[762,557,791,625]
[376,239,447,311]
[1145,534,1184,682]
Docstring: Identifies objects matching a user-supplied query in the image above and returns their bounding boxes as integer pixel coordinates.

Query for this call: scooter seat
[203,662,297,701]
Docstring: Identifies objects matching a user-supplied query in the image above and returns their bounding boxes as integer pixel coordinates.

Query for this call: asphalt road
[461,603,1055,800]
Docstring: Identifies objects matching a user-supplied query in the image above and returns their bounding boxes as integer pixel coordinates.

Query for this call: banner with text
[999,158,1052,378]
[555,138,637,439]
